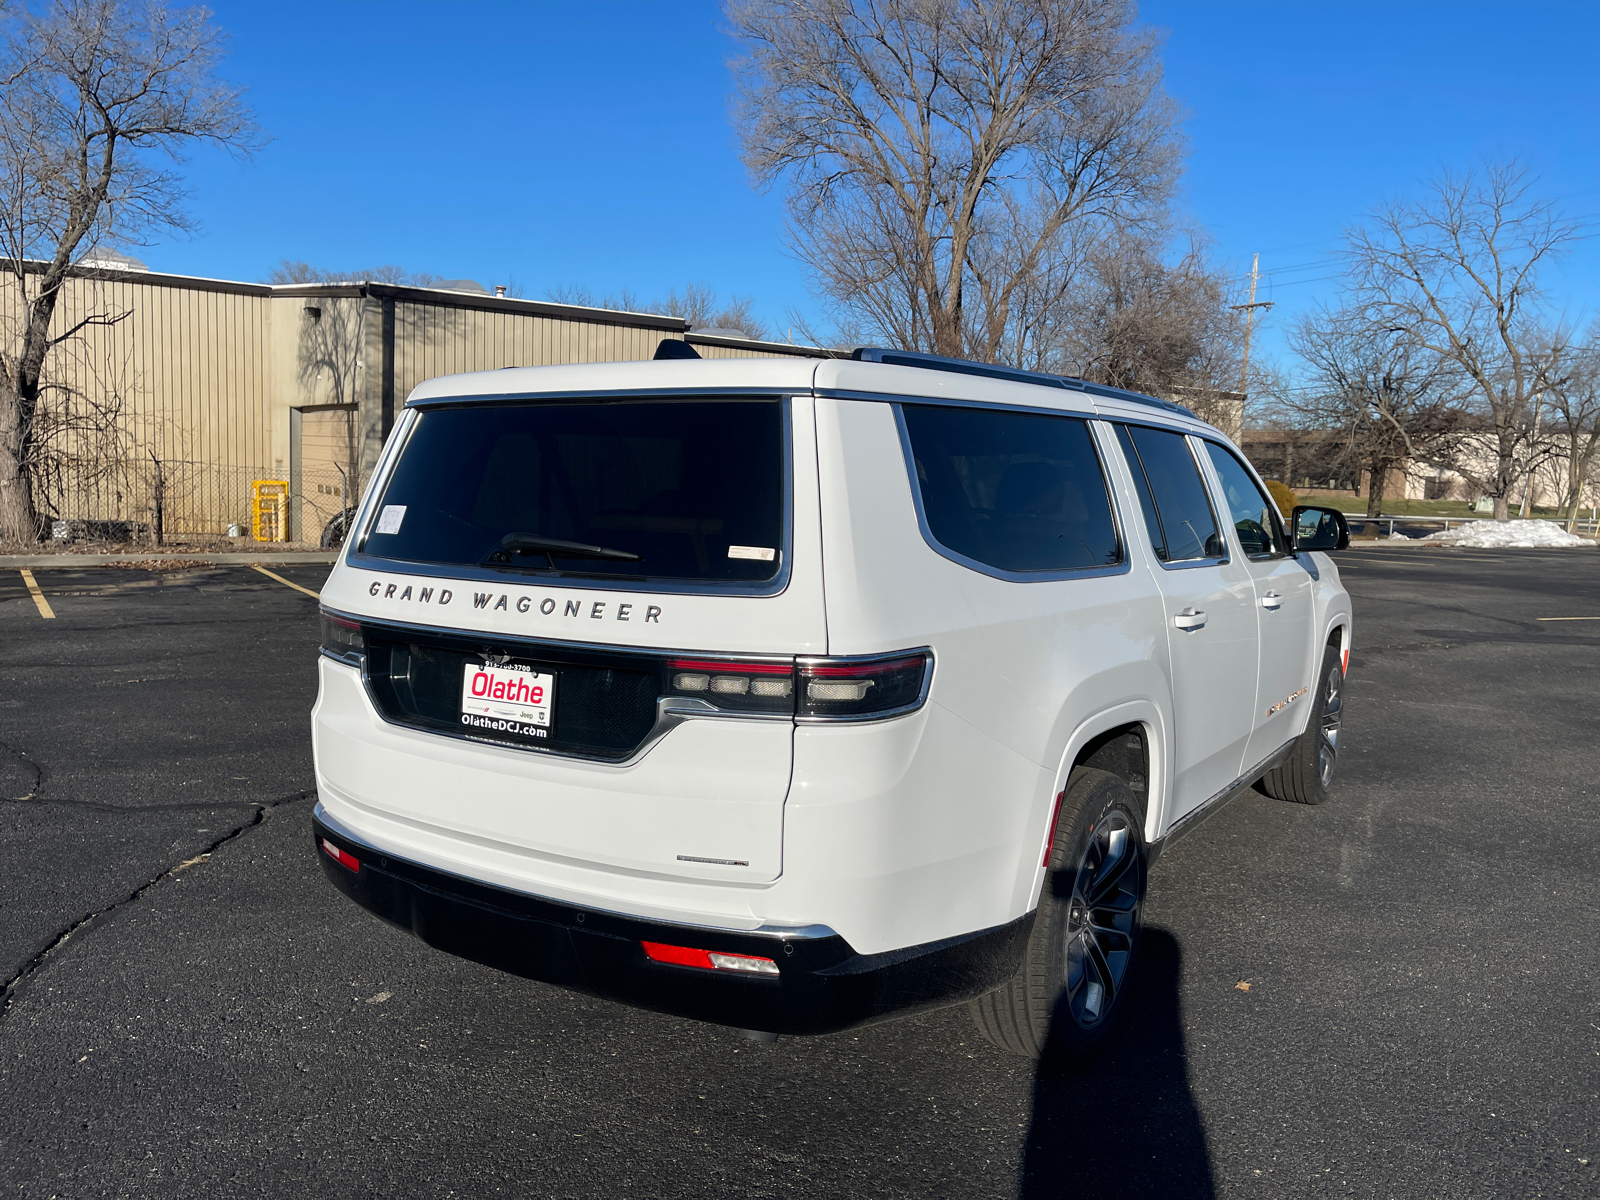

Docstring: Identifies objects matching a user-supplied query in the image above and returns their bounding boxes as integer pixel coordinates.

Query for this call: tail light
[666,658,794,716]
[798,649,933,721]
[320,611,365,665]
[663,649,933,722]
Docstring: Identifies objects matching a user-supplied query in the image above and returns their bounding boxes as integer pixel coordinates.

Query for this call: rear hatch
[318,393,825,883]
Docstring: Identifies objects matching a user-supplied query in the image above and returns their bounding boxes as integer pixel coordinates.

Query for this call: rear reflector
[641,941,780,976]
[322,837,359,872]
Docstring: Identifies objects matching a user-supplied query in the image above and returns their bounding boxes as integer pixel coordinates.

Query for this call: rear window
[900,404,1121,574]
[361,399,785,583]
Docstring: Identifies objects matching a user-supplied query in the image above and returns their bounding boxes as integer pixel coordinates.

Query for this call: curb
[0,552,339,567]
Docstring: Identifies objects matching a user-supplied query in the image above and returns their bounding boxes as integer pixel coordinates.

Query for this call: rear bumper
[312,813,1031,1036]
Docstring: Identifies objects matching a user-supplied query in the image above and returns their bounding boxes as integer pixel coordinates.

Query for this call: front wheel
[1260,635,1345,805]
[970,768,1146,1066]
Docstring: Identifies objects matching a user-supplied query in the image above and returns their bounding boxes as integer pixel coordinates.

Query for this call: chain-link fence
[46,458,370,544]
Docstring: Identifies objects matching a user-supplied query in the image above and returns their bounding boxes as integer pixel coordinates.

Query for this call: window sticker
[727,545,776,561]
[375,505,407,535]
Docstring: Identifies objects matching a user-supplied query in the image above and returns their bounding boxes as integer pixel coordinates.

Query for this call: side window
[900,404,1122,573]
[1203,441,1286,557]
[1114,424,1224,562]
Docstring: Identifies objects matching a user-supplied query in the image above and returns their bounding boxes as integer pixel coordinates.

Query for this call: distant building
[0,262,829,541]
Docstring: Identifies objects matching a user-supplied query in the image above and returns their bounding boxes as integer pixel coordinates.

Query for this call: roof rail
[851,347,1071,390]
[1060,376,1195,418]
[851,347,1195,419]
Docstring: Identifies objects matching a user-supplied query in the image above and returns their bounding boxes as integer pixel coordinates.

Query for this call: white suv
[311,347,1352,1062]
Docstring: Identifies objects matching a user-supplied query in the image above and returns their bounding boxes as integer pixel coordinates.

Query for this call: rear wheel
[1259,635,1345,805]
[970,768,1146,1066]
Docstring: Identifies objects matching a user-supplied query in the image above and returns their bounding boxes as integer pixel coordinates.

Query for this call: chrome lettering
[617,603,632,621]
[473,593,492,609]
[516,596,531,613]
[645,605,662,623]
[539,598,556,615]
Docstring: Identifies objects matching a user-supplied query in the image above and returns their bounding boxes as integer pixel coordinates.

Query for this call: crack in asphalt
[0,739,288,816]
[2,741,42,800]
[0,787,315,1022]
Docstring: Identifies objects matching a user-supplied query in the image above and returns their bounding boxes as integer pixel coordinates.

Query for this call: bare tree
[727,0,1181,362]
[265,260,447,288]
[1543,336,1600,522]
[546,281,769,339]
[0,0,258,542]
[1050,228,1245,421]
[1286,308,1463,519]
[1344,161,1578,520]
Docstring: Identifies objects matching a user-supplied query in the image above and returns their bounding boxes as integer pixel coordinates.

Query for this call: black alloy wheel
[1316,655,1343,787]
[1061,808,1140,1030]
[971,768,1146,1065]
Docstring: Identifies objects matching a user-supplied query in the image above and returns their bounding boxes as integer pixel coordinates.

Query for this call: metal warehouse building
[4,261,825,543]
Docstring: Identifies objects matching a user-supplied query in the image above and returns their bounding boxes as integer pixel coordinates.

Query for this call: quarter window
[900,404,1121,574]
[1203,441,1286,557]
[1113,424,1224,562]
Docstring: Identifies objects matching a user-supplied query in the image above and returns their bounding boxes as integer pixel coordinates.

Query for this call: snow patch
[1425,519,1595,549]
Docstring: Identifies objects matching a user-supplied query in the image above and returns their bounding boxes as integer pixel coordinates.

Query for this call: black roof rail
[851,347,1072,390]
[1059,376,1195,418]
[851,347,1196,419]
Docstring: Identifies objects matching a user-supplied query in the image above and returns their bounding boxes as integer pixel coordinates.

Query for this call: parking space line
[19,569,54,619]
[250,564,320,600]
[1536,615,1600,621]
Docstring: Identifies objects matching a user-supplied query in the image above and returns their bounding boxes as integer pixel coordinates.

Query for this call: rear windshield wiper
[482,533,642,570]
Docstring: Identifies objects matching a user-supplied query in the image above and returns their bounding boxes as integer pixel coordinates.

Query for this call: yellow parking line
[250,563,320,600]
[19,569,54,619]
[1536,615,1600,621]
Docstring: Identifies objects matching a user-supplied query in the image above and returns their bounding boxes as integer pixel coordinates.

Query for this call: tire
[970,768,1146,1066]
[320,508,355,551]
[1259,635,1345,805]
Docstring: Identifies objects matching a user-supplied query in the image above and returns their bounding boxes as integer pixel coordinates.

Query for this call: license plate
[460,661,556,738]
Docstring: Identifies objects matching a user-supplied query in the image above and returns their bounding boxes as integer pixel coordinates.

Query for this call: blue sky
[147,1,1600,375]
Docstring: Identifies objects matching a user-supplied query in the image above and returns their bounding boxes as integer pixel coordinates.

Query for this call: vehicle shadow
[1018,929,1213,1199]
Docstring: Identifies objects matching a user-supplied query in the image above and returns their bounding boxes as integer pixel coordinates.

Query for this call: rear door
[321,393,823,883]
[1200,441,1316,770]
[1111,424,1259,824]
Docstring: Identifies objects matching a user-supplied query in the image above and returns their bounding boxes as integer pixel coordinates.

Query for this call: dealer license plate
[460,661,556,738]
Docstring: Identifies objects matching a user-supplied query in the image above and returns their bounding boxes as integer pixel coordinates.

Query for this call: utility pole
[1231,253,1275,395]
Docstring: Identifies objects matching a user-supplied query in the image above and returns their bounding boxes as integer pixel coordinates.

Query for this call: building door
[292,405,358,544]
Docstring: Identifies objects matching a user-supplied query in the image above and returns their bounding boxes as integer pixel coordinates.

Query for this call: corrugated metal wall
[389,302,673,401]
[1,271,276,535]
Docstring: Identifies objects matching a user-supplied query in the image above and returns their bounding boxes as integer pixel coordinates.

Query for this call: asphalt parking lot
[1,550,1596,1198]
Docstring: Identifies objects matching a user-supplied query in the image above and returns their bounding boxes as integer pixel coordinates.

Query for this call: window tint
[1204,441,1285,557]
[900,404,1120,573]
[363,399,785,582]
[1115,424,1223,562]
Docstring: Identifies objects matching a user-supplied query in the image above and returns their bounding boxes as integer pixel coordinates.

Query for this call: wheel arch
[1010,701,1167,922]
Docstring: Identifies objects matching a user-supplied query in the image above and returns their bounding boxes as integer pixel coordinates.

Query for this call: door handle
[1260,591,1283,610]
[1174,608,1207,630]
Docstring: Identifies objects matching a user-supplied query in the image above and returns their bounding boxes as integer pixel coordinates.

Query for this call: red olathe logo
[470,671,543,704]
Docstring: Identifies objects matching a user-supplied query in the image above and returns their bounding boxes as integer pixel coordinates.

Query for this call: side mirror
[1289,505,1350,552]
